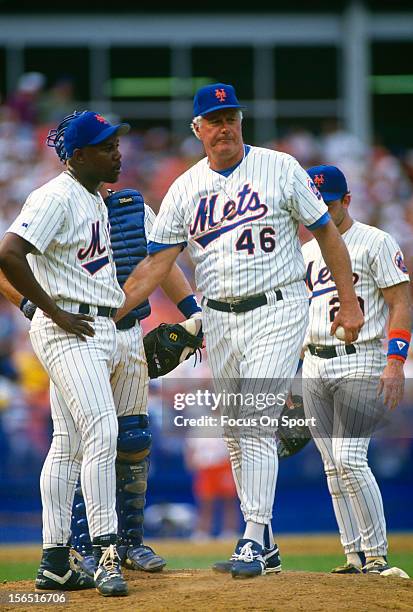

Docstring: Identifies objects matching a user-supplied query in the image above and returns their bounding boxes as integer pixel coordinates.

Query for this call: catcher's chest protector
[107,189,151,321]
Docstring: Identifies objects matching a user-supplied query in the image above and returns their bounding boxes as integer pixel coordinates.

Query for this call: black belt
[308,343,356,359]
[116,315,139,331]
[206,290,282,314]
[79,303,117,318]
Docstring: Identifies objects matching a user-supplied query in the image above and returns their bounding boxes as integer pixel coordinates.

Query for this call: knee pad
[117,415,152,463]
[70,481,93,557]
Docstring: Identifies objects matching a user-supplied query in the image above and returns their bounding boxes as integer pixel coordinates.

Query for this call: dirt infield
[1,537,413,611]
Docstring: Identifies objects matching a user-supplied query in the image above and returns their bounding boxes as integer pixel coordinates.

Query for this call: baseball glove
[143,322,203,379]
[277,395,312,459]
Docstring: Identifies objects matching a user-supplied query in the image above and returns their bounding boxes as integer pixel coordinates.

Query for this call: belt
[78,303,117,318]
[205,290,282,314]
[116,315,139,331]
[308,343,356,359]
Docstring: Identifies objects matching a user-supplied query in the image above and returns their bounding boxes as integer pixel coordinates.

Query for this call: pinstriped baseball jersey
[149,147,328,300]
[144,203,156,233]
[7,171,125,308]
[302,221,410,346]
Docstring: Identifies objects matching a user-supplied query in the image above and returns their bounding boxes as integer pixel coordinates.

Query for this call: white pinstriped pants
[204,295,308,524]
[30,313,149,547]
[302,347,388,556]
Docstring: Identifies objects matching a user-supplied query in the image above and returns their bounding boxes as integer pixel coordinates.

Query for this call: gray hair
[190,110,243,140]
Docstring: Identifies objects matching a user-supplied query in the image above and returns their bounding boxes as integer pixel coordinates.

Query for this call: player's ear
[72,148,85,164]
[342,193,351,208]
[192,120,202,141]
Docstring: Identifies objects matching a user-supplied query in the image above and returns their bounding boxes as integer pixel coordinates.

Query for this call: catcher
[0,180,203,578]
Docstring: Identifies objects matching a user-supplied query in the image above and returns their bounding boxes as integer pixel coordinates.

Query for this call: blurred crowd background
[0,62,413,543]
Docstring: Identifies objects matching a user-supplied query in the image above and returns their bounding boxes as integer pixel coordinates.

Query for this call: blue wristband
[388,337,409,361]
[177,294,202,318]
[296,358,303,373]
[20,297,28,311]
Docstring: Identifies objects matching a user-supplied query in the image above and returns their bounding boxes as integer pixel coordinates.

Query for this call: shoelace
[69,548,83,571]
[68,548,92,576]
[99,544,121,574]
[237,542,256,563]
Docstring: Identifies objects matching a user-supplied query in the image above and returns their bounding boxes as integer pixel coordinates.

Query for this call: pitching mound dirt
[1,569,413,611]
[1,537,412,611]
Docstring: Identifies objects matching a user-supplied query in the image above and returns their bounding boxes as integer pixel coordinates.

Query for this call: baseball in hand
[178,318,202,363]
[334,326,346,342]
[178,318,200,336]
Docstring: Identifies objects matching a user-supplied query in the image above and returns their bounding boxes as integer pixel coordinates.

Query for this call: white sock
[243,521,265,547]
[347,552,362,567]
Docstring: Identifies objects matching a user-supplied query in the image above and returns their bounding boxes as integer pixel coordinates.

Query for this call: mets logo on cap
[95,114,109,124]
[215,88,227,102]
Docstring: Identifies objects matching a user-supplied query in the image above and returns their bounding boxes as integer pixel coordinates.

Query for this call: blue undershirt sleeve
[147,240,187,254]
[305,211,331,231]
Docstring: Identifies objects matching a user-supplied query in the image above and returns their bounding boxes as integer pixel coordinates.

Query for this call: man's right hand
[330,302,364,344]
[51,307,95,341]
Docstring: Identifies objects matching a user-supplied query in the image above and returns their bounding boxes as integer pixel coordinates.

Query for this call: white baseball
[178,318,202,363]
[178,318,199,336]
[334,326,346,341]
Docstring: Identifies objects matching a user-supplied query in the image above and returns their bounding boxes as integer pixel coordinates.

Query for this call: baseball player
[302,164,411,574]
[0,111,130,596]
[0,111,202,593]
[111,83,364,578]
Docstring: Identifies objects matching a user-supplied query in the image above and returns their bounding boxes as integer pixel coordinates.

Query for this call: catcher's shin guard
[70,481,93,558]
[116,415,151,551]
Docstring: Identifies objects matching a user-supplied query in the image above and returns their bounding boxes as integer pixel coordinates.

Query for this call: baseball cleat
[212,551,239,574]
[363,559,390,574]
[35,567,94,591]
[230,539,266,579]
[94,544,128,597]
[35,547,94,591]
[213,542,281,574]
[119,544,166,572]
[331,563,364,574]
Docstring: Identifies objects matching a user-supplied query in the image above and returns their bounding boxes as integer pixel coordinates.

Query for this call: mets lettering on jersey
[306,262,360,298]
[189,183,268,248]
[77,220,109,275]
[302,220,409,346]
[149,147,329,299]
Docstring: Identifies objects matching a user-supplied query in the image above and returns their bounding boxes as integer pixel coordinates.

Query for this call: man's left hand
[377,359,405,411]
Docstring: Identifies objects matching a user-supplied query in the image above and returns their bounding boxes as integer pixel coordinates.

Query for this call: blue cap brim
[322,191,346,203]
[198,104,244,117]
[88,123,130,146]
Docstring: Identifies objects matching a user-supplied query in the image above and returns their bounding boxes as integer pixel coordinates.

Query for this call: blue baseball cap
[193,83,244,118]
[64,111,130,158]
[306,165,349,203]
